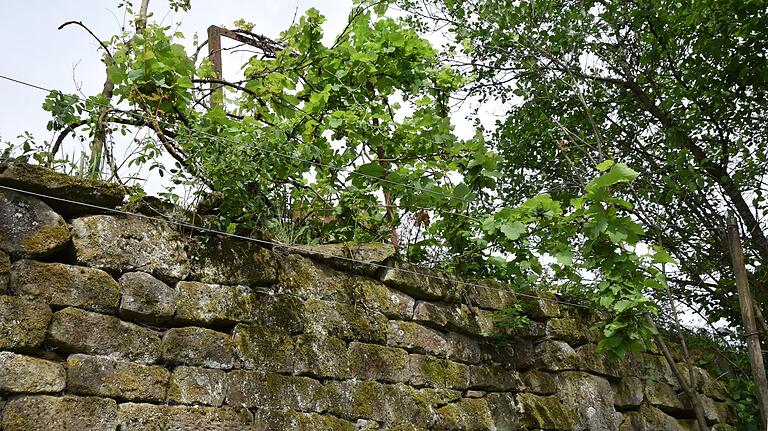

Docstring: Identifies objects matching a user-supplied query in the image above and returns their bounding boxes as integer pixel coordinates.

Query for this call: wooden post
[726,213,768,430]
[206,25,224,107]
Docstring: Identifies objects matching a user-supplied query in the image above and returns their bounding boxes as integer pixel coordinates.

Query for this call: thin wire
[0,183,591,309]
[0,73,478,211]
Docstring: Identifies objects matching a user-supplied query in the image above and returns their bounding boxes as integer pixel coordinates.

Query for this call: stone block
[254,408,356,431]
[291,242,396,276]
[325,380,436,428]
[462,279,518,310]
[412,301,494,336]
[0,295,51,350]
[0,160,125,215]
[379,261,449,300]
[66,354,169,402]
[10,260,119,313]
[469,364,523,391]
[387,320,449,356]
[575,343,636,378]
[349,342,410,383]
[512,339,577,371]
[0,250,9,292]
[293,333,351,379]
[303,298,387,343]
[167,366,227,406]
[187,235,277,286]
[161,326,235,369]
[118,271,176,324]
[546,317,597,345]
[0,395,117,431]
[613,376,644,409]
[174,281,257,327]
[485,392,520,430]
[71,215,189,281]
[521,370,559,395]
[620,405,688,431]
[435,398,495,431]
[0,351,65,393]
[252,293,306,334]
[0,189,70,259]
[645,381,685,414]
[226,370,327,412]
[232,323,294,372]
[117,403,252,431]
[516,393,576,430]
[558,371,621,430]
[46,307,161,364]
[409,354,470,390]
[444,332,482,364]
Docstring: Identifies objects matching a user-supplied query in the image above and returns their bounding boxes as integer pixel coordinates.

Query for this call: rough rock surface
[187,235,277,286]
[71,215,189,281]
[0,160,125,214]
[118,271,177,324]
[0,351,65,393]
[1,395,118,431]
[0,189,71,259]
[10,260,120,313]
[0,295,51,350]
[66,354,169,402]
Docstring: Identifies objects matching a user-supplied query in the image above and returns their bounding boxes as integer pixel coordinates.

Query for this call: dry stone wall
[0,159,738,430]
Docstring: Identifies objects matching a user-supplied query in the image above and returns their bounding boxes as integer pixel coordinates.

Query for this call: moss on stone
[410,354,469,390]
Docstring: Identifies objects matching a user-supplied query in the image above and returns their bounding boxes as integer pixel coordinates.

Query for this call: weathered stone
[174,281,257,327]
[0,351,65,393]
[636,354,678,388]
[513,339,577,371]
[118,271,176,324]
[278,255,414,320]
[0,160,125,215]
[349,342,410,383]
[0,395,117,431]
[325,380,436,428]
[254,408,356,431]
[420,388,463,405]
[444,332,482,364]
[167,366,227,407]
[521,292,561,319]
[303,298,387,343]
[546,317,596,345]
[10,260,119,313]
[575,343,635,378]
[379,261,450,300]
[226,370,327,412]
[521,370,559,395]
[645,381,685,414]
[620,405,689,431]
[291,242,396,276]
[161,326,235,369]
[293,333,351,379]
[413,301,494,336]
[187,235,277,286]
[47,307,161,364]
[688,396,732,424]
[0,250,9,292]
[692,365,728,401]
[252,293,306,334]
[66,354,169,401]
[462,279,518,310]
[558,371,621,431]
[0,190,70,259]
[117,403,252,431]
[387,320,449,356]
[614,376,644,409]
[516,393,576,430]
[409,354,470,390]
[71,215,189,281]
[435,398,495,431]
[469,364,523,391]
[0,295,51,350]
[485,392,520,430]
[233,323,294,372]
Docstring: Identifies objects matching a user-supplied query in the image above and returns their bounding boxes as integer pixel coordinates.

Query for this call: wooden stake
[726,213,768,430]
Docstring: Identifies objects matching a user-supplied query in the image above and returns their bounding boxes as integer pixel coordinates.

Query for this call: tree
[397,0,768,331]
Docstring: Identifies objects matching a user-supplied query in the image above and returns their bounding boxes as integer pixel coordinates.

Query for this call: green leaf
[500,221,526,240]
[587,163,640,192]
[596,159,614,171]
